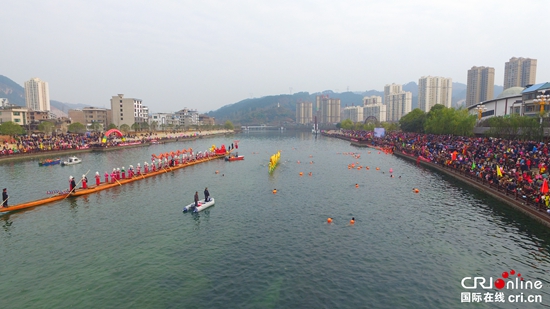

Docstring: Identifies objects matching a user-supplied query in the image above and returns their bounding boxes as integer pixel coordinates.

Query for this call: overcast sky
[2,0,548,113]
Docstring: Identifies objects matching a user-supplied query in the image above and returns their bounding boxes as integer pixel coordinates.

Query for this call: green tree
[140,122,150,131]
[339,119,353,130]
[399,108,426,133]
[131,122,141,132]
[37,121,55,136]
[68,122,86,134]
[107,123,117,130]
[89,121,102,132]
[0,121,24,136]
[424,105,476,135]
[119,124,130,134]
[224,120,234,130]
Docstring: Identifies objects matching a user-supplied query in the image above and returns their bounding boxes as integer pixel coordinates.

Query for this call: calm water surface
[1,132,550,308]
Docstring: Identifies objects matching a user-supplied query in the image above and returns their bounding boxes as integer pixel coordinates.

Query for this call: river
[0,131,549,308]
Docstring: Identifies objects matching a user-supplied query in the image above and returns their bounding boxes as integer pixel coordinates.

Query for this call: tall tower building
[24,77,50,111]
[296,101,313,124]
[466,66,494,107]
[503,57,537,90]
[418,76,453,112]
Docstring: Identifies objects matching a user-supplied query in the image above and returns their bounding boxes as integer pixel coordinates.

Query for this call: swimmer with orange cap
[350,217,355,224]
[273,189,277,194]
[327,217,332,223]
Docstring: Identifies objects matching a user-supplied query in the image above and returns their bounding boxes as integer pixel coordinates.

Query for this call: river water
[1,131,550,308]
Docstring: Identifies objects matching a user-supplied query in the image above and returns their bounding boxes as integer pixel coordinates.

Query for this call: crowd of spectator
[327,130,550,212]
[0,131,219,157]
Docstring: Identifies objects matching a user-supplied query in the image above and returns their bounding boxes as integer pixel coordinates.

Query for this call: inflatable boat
[183,197,215,213]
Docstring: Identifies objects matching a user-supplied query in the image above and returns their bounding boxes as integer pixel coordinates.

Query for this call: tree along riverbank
[325,132,550,228]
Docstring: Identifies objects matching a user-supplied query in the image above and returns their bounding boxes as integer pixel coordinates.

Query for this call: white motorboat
[183,197,215,213]
[61,156,82,166]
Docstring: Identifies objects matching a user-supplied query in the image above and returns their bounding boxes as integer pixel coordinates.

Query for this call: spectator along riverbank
[323,129,550,228]
[0,130,234,163]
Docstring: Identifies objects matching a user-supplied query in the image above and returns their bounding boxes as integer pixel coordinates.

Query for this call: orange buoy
[273,189,277,194]
[413,188,419,193]
[299,172,303,176]
[327,218,332,223]
[350,217,355,224]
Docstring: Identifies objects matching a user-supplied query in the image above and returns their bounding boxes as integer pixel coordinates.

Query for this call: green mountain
[0,75,25,106]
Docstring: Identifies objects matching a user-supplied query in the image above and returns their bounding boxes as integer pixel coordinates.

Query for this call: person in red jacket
[81,174,88,189]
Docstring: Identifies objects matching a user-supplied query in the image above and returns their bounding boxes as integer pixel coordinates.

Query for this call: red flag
[542,179,549,194]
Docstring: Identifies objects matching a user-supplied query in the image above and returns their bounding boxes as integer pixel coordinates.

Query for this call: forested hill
[207,91,376,125]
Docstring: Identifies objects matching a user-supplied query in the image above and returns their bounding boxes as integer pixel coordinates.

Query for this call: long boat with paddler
[0,153,227,213]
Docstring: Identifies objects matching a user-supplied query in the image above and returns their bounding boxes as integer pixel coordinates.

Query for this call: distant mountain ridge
[1,74,506,125]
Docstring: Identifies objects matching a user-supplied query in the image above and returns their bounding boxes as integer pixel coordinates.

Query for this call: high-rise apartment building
[24,77,50,111]
[418,76,453,112]
[296,101,313,124]
[386,92,412,122]
[384,84,402,103]
[316,95,340,123]
[110,94,147,128]
[362,95,385,122]
[384,84,411,122]
[466,66,494,107]
[503,57,537,90]
[342,106,363,123]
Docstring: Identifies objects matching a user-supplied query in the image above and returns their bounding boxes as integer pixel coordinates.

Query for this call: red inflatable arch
[104,129,124,138]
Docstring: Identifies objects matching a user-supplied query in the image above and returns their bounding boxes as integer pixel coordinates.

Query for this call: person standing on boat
[204,187,210,202]
[104,171,109,183]
[81,174,88,189]
[194,191,199,208]
[137,163,141,175]
[2,188,8,207]
[95,172,101,186]
[69,176,76,192]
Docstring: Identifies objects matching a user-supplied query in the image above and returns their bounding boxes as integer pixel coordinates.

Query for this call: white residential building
[296,101,313,124]
[418,76,453,112]
[386,92,412,122]
[342,106,363,123]
[110,94,147,128]
[363,102,387,123]
[25,77,50,111]
[363,96,382,106]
